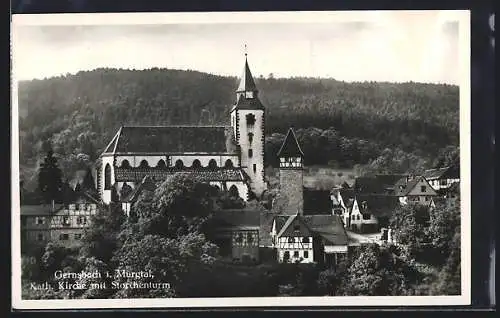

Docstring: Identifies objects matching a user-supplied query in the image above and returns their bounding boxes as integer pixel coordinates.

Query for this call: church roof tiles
[102,125,238,155]
[114,167,246,183]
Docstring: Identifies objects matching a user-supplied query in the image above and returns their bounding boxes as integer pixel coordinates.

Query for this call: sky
[12,11,464,84]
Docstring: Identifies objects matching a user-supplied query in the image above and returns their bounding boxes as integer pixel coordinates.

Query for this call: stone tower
[277,127,304,215]
[230,53,267,197]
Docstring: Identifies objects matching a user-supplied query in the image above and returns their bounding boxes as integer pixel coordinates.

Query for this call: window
[59,233,69,241]
[351,215,355,220]
[74,233,82,240]
[283,251,290,260]
[248,149,253,158]
[303,251,309,258]
[302,237,310,243]
[440,180,447,186]
[120,160,130,168]
[79,204,85,210]
[229,185,239,197]
[245,91,254,98]
[175,159,184,169]
[157,159,166,168]
[293,251,299,258]
[36,217,45,225]
[246,114,256,126]
[37,233,44,241]
[421,186,426,192]
[104,164,111,190]
[253,164,257,173]
[224,159,234,168]
[63,216,70,226]
[191,159,201,169]
[139,160,149,168]
[288,237,295,243]
[77,216,87,225]
[208,159,217,169]
[362,213,371,220]
[248,132,254,143]
[425,197,430,201]
[357,215,360,220]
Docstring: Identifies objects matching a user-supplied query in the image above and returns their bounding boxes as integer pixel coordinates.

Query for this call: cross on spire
[244,44,247,58]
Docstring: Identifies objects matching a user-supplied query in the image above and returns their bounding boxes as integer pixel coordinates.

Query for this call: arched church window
[208,159,217,169]
[248,132,254,143]
[224,159,234,168]
[104,164,111,190]
[175,159,184,169]
[156,159,166,168]
[192,159,202,169]
[229,185,239,197]
[139,160,149,168]
[246,114,256,126]
[120,159,130,168]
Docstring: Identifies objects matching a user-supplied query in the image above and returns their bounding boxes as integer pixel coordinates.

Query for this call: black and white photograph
[11,10,471,308]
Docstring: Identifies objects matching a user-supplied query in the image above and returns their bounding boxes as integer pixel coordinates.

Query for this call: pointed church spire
[237,48,258,93]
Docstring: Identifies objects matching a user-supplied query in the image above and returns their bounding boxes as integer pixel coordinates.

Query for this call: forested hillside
[17,68,459,190]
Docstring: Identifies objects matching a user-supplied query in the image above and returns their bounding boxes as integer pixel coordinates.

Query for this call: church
[95,54,267,204]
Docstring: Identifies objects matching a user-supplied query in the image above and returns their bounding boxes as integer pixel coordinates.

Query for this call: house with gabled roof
[349,194,400,233]
[423,163,460,192]
[393,175,437,206]
[96,53,267,206]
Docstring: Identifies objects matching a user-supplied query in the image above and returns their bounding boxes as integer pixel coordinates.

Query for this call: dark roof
[393,176,422,196]
[21,204,63,216]
[213,209,261,230]
[303,188,333,215]
[74,191,100,205]
[276,214,313,237]
[236,58,258,93]
[423,164,460,180]
[232,95,265,110]
[303,215,349,246]
[276,128,304,158]
[102,126,238,155]
[355,195,400,218]
[353,174,408,195]
[339,188,355,203]
[272,214,348,246]
[114,168,245,183]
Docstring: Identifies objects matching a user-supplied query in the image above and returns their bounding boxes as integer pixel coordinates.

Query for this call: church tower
[230,53,266,197]
[277,128,304,215]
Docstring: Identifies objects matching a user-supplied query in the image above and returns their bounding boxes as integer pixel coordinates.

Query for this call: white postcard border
[11,10,471,309]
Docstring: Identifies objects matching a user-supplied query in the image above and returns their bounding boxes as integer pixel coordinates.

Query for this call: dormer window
[245,91,254,99]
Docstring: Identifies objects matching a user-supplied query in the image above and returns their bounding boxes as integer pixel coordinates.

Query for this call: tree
[37,147,63,205]
[343,244,417,296]
[389,203,432,260]
[81,167,96,192]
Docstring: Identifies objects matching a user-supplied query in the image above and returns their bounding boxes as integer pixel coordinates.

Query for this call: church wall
[279,169,304,215]
[235,109,266,196]
[101,156,115,204]
[116,155,168,168]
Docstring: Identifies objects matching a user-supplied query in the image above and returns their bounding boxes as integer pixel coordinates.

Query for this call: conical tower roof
[277,128,304,157]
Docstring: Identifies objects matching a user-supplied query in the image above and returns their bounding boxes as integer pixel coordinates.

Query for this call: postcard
[11,10,471,309]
